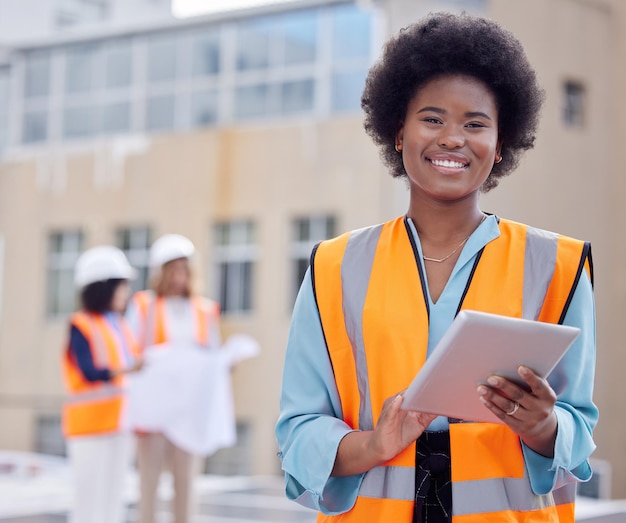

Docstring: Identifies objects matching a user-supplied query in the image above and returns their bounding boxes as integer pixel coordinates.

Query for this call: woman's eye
[423,117,442,124]
[466,122,486,128]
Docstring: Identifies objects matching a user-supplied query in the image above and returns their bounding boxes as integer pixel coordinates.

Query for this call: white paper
[123,335,260,456]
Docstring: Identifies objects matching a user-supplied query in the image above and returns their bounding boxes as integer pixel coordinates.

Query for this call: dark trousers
[413,430,452,523]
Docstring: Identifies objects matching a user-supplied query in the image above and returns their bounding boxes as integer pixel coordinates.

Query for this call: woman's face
[162,258,191,297]
[111,281,131,313]
[396,74,501,205]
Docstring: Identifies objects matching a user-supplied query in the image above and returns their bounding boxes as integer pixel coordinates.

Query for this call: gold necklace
[422,214,487,263]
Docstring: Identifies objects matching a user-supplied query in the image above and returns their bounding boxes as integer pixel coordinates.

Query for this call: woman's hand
[477,365,558,457]
[332,392,436,477]
[371,393,437,462]
[111,357,145,378]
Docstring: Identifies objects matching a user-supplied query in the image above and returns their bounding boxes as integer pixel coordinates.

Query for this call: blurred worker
[62,246,143,523]
[126,233,221,523]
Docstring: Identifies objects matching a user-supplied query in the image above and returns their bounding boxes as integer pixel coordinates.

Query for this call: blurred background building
[0,0,624,500]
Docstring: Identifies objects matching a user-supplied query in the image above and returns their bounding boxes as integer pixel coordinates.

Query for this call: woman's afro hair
[361,12,545,191]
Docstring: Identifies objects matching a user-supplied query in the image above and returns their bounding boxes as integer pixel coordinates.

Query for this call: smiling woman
[276,11,597,523]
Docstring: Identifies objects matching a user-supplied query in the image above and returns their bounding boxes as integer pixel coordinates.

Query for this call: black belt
[413,430,452,523]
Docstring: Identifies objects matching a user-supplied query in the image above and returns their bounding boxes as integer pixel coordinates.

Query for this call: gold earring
[395,144,402,153]
[495,155,502,164]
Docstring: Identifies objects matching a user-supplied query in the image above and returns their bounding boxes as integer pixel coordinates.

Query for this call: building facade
[0,0,625,496]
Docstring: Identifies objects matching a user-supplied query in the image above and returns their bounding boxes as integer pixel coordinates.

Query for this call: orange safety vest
[131,290,220,349]
[62,311,139,438]
[312,216,593,522]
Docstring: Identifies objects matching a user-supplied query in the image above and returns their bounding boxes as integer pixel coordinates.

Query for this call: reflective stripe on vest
[64,384,125,404]
[312,216,589,522]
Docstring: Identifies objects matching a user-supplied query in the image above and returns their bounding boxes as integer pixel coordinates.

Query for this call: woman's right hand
[126,357,144,374]
[332,392,436,477]
[111,357,144,378]
[371,393,437,462]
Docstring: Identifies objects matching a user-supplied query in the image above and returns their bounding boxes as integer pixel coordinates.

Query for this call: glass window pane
[563,81,585,127]
[147,33,178,83]
[283,10,317,65]
[102,101,130,133]
[236,17,275,71]
[235,84,270,119]
[146,94,175,131]
[22,111,48,143]
[24,51,51,98]
[219,263,229,311]
[332,70,366,113]
[295,218,309,241]
[241,261,252,311]
[63,105,97,138]
[191,89,218,127]
[331,5,371,62]
[105,39,132,89]
[281,79,314,114]
[65,44,98,94]
[47,230,82,316]
[0,69,9,153]
[191,29,220,77]
[0,68,9,103]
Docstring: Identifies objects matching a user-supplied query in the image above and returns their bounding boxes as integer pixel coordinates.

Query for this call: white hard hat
[149,234,195,268]
[74,246,137,288]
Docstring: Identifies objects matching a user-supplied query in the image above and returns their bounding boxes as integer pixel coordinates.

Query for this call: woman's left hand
[477,365,558,457]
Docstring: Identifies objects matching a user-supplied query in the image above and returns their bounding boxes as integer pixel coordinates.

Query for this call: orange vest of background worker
[62,246,142,523]
[311,217,592,522]
[126,233,221,523]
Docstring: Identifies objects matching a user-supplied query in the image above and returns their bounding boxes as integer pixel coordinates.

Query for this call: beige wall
[1,0,625,497]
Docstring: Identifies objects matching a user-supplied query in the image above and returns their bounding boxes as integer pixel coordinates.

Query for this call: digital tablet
[401,310,580,423]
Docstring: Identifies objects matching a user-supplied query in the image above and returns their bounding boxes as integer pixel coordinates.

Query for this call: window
[22,51,51,143]
[191,28,221,77]
[102,101,131,133]
[24,51,51,99]
[22,110,48,143]
[236,17,275,71]
[290,216,335,303]
[46,230,83,317]
[35,414,66,456]
[63,105,98,138]
[146,94,176,131]
[330,4,371,113]
[563,80,585,127]
[116,226,151,293]
[0,68,10,153]
[65,44,99,94]
[214,221,257,314]
[191,89,219,127]
[60,41,134,139]
[147,32,179,83]
[15,3,373,144]
[104,39,133,89]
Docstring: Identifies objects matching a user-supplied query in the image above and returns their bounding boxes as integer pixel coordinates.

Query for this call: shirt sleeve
[522,270,598,494]
[275,268,363,515]
[69,325,112,383]
[124,295,142,343]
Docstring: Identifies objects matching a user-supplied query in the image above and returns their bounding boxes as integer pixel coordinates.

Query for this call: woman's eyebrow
[416,106,492,120]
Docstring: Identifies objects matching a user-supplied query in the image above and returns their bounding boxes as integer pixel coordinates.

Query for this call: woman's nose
[437,126,464,148]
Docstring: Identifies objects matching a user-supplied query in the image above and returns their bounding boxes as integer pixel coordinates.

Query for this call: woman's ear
[495,140,503,164]
[395,127,404,152]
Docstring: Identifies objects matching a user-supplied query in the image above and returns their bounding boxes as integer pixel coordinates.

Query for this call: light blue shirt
[275,215,598,515]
